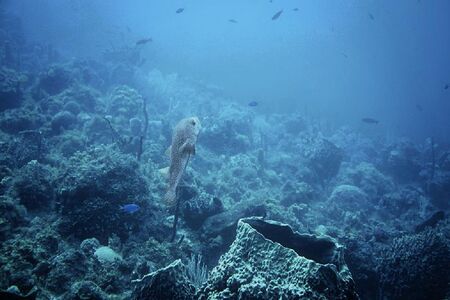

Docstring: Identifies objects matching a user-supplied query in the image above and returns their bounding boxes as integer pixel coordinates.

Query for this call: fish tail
[164,188,177,207]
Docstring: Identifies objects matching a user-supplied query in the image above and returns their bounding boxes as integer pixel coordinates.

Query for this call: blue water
[10,0,450,141]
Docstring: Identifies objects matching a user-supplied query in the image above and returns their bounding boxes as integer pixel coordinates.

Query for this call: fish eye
[191,120,196,125]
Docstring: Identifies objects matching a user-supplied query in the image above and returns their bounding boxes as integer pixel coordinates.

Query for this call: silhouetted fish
[293,8,299,11]
[362,118,379,124]
[228,19,238,23]
[248,101,259,107]
[176,8,184,14]
[272,10,283,20]
[368,13,375,20]
[445,84,449,90]
[136,38,152,46]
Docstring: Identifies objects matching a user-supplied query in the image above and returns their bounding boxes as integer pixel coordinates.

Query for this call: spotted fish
[164,117,201,206]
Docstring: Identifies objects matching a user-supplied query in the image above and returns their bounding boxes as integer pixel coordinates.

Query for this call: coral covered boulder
[329,185,369,212]
[338,162,394,202]
[56,145,148,242]
[13,160,55,211]
[379,228,450,300]
[280,181,315,207]
[38,64,74,96]
[381,139,422,183]
[305,138,343,181]
[108,85,144,120]
[0,108,44,135]
[198,218,358,300]
[50,111,77,133]
[181,189,223,230]
[380,185,428,217]
[201,105,253,155]
[46,249,87,295]
[0,67,25,111]
[428,171,450,209]
[0,196,27,241]
[62,280,108,300]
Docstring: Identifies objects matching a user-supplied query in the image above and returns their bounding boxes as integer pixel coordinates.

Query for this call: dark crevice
[243,218,338,266]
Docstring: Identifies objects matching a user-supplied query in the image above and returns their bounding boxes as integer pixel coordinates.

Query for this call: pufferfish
[164,117,201,206]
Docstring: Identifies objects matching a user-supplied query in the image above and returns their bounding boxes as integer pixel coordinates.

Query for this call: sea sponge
[329,184,369,211]
[94,246,122,263]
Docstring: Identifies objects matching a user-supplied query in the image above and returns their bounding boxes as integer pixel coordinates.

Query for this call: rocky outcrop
[305,138,343,181]
[198,218,358,300]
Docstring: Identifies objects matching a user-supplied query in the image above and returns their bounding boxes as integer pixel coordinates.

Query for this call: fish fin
[179,141,188,153]
[159,166,170,178]
[180,142,195,155]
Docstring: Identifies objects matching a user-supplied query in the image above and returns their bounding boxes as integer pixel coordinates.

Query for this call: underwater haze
[0,0,450,299]
[10,0,450,141]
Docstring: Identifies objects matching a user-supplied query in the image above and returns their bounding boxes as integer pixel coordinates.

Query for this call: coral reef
[37,64,74,96]
[304,138,344,181]
[0,107,44,135]
[381,139,423,183]
[201,106,253,155]
[132,259,196,300]
[328,185,369,212]
[0,196,27,241]
[379,227,450,300]
[12,160,55,211]
[62,280,108,300]
[428,171,450,209]
[337,162,394,201]
[280,181,316,207]
[0,20,449,299]
[181,191,223,229]
[56,145,148,242]
[0,67,26,111]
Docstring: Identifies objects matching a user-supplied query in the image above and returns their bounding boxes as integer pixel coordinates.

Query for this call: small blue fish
[120,204,140,213]
[248,101,259,107]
